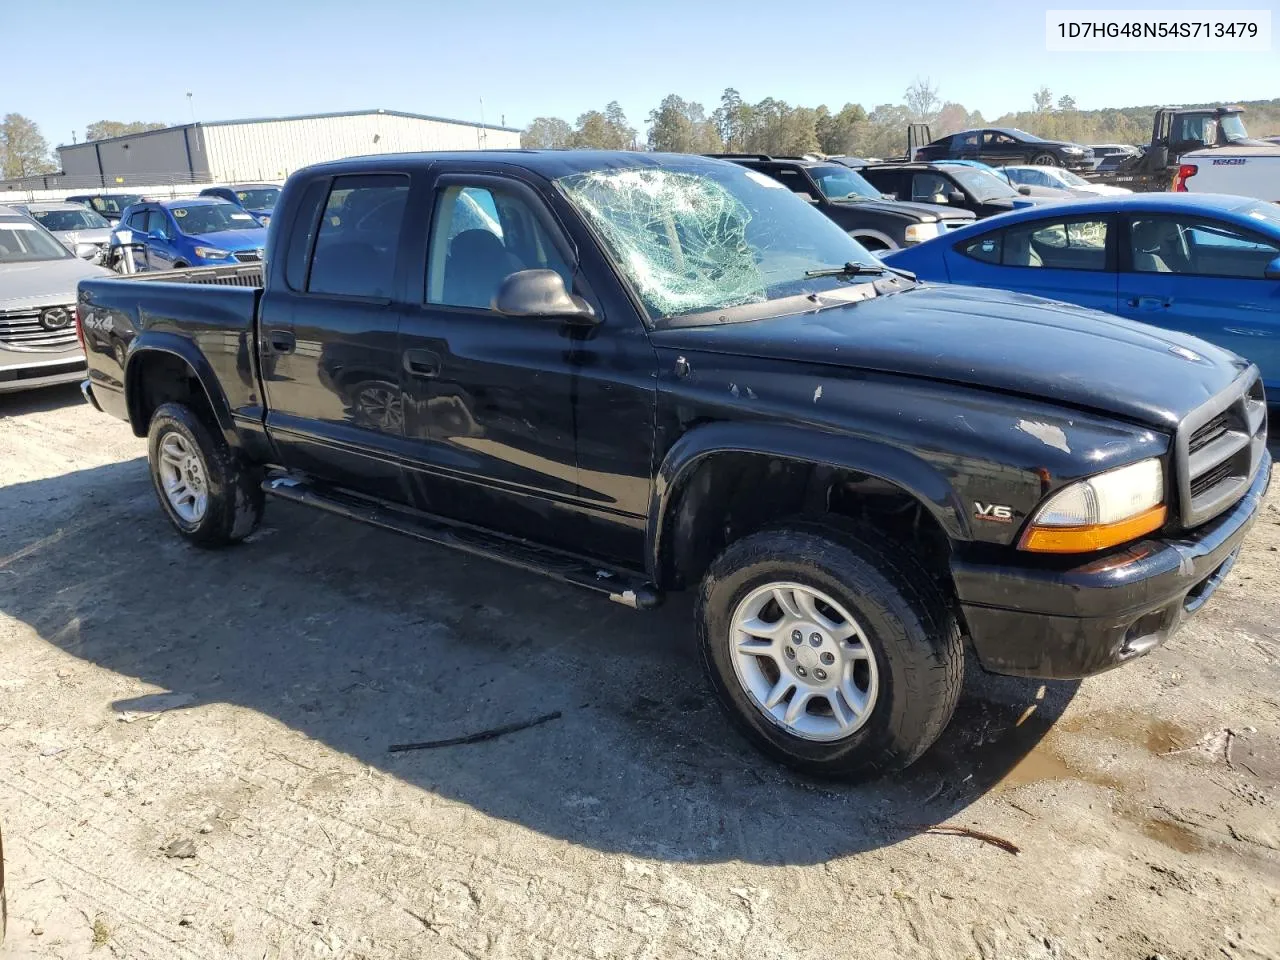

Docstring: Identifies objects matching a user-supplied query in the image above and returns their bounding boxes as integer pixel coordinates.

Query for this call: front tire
[147,402,263,547]
[1030,152,1059,166]
[696,525,963,780]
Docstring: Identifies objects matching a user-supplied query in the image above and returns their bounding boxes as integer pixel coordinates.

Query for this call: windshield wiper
[805,261,888,278]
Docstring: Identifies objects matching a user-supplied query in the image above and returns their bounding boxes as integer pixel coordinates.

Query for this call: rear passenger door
[257,171,417,502]
[145,209,177,270]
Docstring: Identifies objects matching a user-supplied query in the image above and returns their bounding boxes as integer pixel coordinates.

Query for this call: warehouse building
[55,109,522,187]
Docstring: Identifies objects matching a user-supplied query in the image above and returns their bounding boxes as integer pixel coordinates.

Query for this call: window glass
[308,175,409,298]
[960,233,1002,264]
[126,210,149,231]
[427,183,571,309]
[145,210,169,238]
[911,173,951,204]
[1003,219,1108,269]
[1129,216,1279,278]
[31,208,110,231]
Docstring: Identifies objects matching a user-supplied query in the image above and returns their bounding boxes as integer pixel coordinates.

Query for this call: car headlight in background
[193,246,232,260]
[1019,458,1165,552]
[1062,147,1084,155]
[903,222,940,244]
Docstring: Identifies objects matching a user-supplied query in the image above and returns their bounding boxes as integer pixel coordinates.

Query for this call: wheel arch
[125,333,239,450]
[848,228,898,251]
[647,422,970,591]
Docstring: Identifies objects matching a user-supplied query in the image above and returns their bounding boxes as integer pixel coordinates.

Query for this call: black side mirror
[1265,255,1280,281]
[1017,185,1032,196]
[947,190,966,205]
[493,269,598,325]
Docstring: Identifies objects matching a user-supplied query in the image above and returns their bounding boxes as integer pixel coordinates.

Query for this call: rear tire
[147,402,263,548]
[1030,152,1059,166]
[696,524,963,780]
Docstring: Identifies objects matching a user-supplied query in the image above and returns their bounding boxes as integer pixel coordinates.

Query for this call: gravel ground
[2,384,1278,960]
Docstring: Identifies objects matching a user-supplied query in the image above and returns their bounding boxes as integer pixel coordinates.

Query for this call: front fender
[646,420,971,580]
[125,331,239,449]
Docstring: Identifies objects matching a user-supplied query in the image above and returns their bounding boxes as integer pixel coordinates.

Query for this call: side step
[262,477,664,610]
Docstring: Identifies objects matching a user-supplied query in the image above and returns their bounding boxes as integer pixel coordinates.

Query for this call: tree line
[524,83,1280,157]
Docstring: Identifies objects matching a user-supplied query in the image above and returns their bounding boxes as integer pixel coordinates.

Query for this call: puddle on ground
[1139,817,1206,854]
[1060,709,1194,755]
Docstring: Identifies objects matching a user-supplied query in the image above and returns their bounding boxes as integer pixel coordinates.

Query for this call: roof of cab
[301,149,737,179]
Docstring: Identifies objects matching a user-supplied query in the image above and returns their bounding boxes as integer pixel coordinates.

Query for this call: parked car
[1088,143,1140,170]
[914,128,1094,171]
[713,154,975,252]
[109,198,268,270]
[0,205,111,393]
[64,193,145,223]
[938,160,1079,200]
[999,165,1132,197]
[198,183,282,226]
[859,161,1053,219]
[12,201,114,262]
[882,193,1280,406]
[78,151,1269,780]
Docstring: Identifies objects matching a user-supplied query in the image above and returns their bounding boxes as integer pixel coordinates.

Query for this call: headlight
[193,246,232,260]
[1019,458,1165,553]
[903,222,940,244]
[1062,147,1083,155]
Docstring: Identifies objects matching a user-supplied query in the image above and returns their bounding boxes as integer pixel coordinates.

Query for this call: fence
[0,173,284,206]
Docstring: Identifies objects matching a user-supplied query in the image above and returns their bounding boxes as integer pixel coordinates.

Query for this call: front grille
[1177,371,1267,528]
[233,249,263,263]
[0,305,79,350]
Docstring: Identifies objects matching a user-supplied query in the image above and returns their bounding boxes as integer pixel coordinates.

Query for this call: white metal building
[55,109,522,187]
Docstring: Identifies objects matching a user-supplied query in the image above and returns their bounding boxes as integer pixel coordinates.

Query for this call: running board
[262,476,663,610]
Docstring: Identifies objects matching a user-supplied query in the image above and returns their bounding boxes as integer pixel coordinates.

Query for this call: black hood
[651,284,1247,428]
[832,197,975,222]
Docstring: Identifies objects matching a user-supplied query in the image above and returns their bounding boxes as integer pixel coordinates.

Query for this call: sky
[6,0,1278,148]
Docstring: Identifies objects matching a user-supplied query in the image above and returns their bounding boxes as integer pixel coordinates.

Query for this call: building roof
[59,109,520,151]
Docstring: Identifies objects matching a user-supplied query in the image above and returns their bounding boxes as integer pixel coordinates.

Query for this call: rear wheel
[1030,152,1059,166]
[696,525,963,779]
[147,402,263,547]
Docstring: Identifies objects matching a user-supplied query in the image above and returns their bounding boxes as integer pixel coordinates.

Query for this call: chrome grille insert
[0,304,79,350]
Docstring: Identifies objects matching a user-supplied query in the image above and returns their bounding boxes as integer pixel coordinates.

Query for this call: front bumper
[0,357,86,394]
[1062,156,1095,172]
[952,452,1271,679]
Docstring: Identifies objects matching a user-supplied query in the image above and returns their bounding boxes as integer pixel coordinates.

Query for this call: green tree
[933,102,971,137]
[521,117,573,149]
[815,103,867,155]
[1032,87,1054,113]
[862,103,912,159]
[712,88,753,151]
[1056,94,1077,113]
[1,113,54,178]
[85,120,166,142]
[647,95,721,153]
[571,102,636,149]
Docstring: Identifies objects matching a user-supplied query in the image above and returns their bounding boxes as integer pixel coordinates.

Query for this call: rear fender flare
[124,332,239,450]
[646,421,971,583]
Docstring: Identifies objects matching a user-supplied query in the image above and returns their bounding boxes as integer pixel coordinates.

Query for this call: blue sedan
[883,193,1280,398]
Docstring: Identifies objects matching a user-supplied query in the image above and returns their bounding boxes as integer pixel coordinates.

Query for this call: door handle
[267,330,295,353]
[1126,296,1171,310]
[403,349,441,378]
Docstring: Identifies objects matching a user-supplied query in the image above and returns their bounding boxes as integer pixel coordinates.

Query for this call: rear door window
[307,174,410,298]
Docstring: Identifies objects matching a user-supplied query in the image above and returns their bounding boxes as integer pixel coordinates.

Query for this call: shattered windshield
[556,164,882,323]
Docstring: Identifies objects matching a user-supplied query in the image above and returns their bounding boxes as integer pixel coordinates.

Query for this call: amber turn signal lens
[1019,505,1167,554]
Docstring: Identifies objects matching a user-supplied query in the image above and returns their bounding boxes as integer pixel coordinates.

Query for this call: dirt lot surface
[2,385,1279,960]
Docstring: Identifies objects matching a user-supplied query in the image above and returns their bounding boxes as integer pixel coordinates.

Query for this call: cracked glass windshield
[556,162,883,322]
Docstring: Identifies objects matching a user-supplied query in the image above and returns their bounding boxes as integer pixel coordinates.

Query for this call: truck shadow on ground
[1,458,1080,865]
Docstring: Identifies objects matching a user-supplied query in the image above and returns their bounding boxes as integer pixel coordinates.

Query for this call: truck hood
[833,197,975,222]
[52,227,114,247]
[0,256,113,309]
[1183,142,1280,158]
[652,284,1246,428]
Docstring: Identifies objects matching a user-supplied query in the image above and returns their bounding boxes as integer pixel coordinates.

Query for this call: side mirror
[1265,255,1280,281]
[1017,185,1032,196]
[74,242,99,260]
[493,269,598,325]
[947,190,966,205]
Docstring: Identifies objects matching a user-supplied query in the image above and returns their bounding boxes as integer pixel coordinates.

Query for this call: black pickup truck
[76,151,1270,780]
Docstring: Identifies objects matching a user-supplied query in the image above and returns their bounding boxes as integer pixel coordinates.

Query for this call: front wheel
[147,402,264,547]
[1030,152,1059,166]
[696,525,963,780]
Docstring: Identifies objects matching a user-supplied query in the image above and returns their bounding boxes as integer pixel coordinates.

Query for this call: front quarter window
[556,164,881,322]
